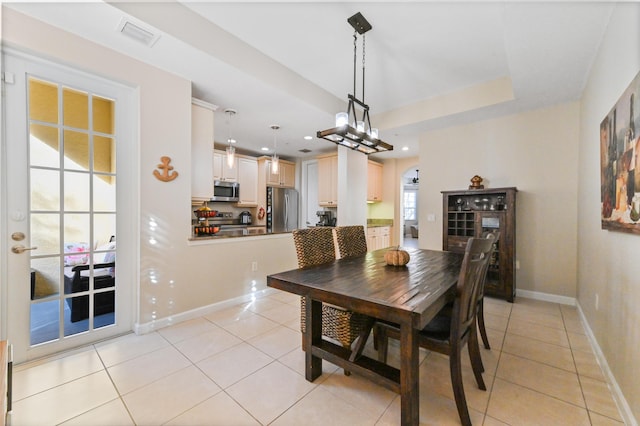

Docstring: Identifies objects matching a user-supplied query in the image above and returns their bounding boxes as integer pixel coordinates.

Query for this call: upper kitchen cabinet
[191,99,217,202]
[318,153,338,207]
[259,157,295,188]
[367,160,383,203]
[213,149,238,182]
[237,156,258,206]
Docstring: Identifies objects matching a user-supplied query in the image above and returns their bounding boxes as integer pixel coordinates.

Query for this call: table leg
[400,322,419,426]
[304,296,322,382]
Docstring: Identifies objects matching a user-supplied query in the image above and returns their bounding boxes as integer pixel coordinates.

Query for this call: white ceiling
[5,1,614,160]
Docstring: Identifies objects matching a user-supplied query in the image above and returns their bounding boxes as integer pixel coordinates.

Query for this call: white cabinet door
[237,157,258,206]
[280,162,296,188]
[367,161,383,202]
[213,150,238,181]
[191,102,214,200]
[318,155,337,206]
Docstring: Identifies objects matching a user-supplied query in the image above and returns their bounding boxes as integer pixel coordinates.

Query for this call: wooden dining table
[267,247,463,426]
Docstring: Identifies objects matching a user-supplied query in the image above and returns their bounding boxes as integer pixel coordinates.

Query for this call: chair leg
[469,322,485,374]
[477,299,491,350]
[349,318,375,362]
[449,349,472,426]
[468,330,486,390]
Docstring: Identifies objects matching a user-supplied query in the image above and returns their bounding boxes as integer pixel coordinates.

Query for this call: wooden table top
[267,248,463,329]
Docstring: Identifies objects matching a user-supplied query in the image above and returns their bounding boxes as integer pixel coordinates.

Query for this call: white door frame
[1,49,139,363]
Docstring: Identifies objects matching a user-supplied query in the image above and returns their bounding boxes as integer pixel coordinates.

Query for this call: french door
[2,51,136,363]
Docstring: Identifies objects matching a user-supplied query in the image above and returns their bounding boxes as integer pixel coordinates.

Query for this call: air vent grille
[117,18,160,47]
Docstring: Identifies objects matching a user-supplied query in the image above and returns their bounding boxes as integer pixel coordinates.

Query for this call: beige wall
[3,9,298,328]
[578,3,640,421]
[418,102,580,298]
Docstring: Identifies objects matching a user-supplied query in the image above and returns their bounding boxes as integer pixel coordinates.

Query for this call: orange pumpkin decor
[385,246,410,266]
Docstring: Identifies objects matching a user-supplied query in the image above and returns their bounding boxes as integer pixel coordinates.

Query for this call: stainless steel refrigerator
[266,186,299,233]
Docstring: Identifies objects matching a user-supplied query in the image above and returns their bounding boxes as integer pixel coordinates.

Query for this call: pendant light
[224,108,237,168]
[316,12,393,154]
[270,124,280,174]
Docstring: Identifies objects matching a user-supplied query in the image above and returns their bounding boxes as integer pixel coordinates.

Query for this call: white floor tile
[226,361,316,425]
[220,313,280,340]
[123,365,220,425]
[271,386,379,425]
[11,371,118,426]
[247,324,301,358]
[174,325,242,363]
[107,345,191,394]
[94,331,169,367]
[59,398,134,426]
[13,346,104,401]
[157,317,217,344]
[197,342,274,389]
[165,392,260,425]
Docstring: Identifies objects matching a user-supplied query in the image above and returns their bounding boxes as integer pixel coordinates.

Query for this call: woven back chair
[292,228,370,361]
[335,225,368,259]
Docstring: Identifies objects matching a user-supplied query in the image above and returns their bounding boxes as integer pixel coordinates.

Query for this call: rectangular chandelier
[316,12,393,155]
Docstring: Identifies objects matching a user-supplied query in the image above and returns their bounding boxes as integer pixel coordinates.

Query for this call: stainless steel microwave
[211,180,239,202]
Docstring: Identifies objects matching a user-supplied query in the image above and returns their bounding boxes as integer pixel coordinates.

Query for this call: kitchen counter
[367,218,393,227]
[189,226,286,241]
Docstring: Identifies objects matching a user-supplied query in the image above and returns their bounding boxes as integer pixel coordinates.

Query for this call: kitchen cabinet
[260,157,296,188]
[237,156,258,206]
[318,153,338,206]
[442,187,517,302]
[213,149,238,182]
[367,160,383,202]
[191,100,216,201]
[367,226,390,251]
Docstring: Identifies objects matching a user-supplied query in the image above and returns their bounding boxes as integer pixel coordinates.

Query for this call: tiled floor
[10,293,624,425]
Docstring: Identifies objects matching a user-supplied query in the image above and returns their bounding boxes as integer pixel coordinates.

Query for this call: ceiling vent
[117,18,160,47]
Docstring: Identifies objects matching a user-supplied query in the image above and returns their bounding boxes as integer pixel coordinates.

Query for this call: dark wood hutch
[441,187,517,302]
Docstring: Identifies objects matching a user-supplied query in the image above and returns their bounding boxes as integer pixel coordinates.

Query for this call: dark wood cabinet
[442,187,517,302]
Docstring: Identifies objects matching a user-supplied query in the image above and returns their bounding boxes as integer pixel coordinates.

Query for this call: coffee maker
[316,210,333,227]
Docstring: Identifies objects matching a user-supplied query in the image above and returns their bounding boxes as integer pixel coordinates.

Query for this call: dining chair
[376,237,494,426]
[477,231,500,350]
[334,225,368,259]
[292,228,370,373]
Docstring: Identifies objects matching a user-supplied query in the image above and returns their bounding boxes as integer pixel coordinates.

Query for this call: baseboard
[516,289,576,306]
[575,302,638,426]
[133,288,275,335]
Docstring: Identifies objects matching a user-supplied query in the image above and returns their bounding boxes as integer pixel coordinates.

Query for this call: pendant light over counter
[224,108,237,168]
[270,124,280,174]
[316,12,393,155]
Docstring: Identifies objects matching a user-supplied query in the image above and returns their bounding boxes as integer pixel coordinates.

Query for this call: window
[404,191,417,220]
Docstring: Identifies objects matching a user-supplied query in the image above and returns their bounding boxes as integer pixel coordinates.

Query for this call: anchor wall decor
[153,156,179,182]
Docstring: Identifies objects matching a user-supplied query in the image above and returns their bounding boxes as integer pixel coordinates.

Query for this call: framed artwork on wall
[600,69,640,234]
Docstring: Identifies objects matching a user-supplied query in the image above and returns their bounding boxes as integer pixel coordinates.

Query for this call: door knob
[11,245,38,254]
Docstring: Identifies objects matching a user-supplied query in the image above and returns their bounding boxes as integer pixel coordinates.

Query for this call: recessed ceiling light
[261,147,269,151]
[402,146,409,151]
[304,136,313,140]
[228,138,237,144]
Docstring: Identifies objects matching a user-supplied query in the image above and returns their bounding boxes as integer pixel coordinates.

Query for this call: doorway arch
[399,167,420,248]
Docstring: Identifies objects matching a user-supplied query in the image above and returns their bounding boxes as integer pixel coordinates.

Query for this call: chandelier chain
[362,34,366,104]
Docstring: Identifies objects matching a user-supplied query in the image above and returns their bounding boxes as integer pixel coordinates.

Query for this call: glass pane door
[28,77,117,345]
